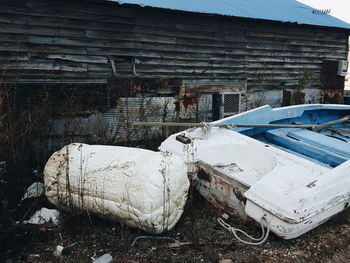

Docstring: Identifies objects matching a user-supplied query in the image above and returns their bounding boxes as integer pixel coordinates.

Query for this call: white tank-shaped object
[44,143,190,233]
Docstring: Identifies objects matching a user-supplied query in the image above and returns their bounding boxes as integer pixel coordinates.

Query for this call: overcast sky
[297,0,350,24]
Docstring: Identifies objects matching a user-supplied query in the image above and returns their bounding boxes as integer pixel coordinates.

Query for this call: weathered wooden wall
[0,0,348,92]
[0,0,349,156]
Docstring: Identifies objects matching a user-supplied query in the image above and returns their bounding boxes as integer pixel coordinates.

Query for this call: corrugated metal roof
[110,0,350,29]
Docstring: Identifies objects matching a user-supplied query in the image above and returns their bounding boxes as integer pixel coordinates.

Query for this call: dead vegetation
[1,190,350,263]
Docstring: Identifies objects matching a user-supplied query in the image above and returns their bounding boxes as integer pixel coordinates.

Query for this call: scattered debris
[53,243,76,257]
[93,253,113,263]
[157,241,235,249]
[22,208,59,225]
[21,182,44,201]
[131,235,176,247]
[27,254,40,260]
[221,213,229,220]
[2,192,350,262]
[53,245,64,257]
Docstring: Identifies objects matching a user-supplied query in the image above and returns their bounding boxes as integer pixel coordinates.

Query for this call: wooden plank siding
[0,0,349,92]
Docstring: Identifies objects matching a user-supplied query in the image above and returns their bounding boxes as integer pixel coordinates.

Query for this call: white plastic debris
[93,253,113,263]
[23,207,60,225]
[221,213,229,220]
[44,143,190,234]
[54,245,64,257]
[21,182,44,201]
[53,243,76,256]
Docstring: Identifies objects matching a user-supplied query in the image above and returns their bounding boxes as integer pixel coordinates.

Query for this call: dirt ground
[1,189,349,263]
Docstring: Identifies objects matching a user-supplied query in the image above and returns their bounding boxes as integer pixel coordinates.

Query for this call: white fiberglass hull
[160,119,350,239]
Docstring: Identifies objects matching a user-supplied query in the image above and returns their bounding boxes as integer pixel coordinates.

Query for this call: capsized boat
[160,104,350,239]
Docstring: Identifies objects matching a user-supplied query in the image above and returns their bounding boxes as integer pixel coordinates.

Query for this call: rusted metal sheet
[178,87,198,111]
[294,91,306,105]
[178,85,240,121]
[320,60,345,104]
[322,89,344,104]
[282,90,292,106]
[178,86,227,113]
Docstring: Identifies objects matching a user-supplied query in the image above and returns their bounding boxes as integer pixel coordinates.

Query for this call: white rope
[200,122,212,138]
[217,215,270,246]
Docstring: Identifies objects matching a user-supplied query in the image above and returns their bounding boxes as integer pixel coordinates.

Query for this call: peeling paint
[197,167,211,183]
[193,163,249,219]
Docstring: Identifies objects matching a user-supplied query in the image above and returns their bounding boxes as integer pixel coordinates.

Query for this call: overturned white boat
[44,143,190,234]
[160,104,350,239]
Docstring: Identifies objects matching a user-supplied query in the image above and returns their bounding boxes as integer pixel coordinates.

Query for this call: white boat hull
[160,104,350,239]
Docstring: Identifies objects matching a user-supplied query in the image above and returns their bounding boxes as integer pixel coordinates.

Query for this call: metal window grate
[197,94,212,122]
[223,93,240,116]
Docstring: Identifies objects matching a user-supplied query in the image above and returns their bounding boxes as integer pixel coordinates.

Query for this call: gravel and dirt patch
[1,190,349,263]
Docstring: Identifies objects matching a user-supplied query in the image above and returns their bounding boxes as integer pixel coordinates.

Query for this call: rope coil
[217,215,270,245]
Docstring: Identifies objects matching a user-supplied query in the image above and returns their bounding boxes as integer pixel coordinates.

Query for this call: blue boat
[220,104,350,168]
[160,104,350,240]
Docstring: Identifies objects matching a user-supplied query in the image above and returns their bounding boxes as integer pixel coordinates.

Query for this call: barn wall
[0,0,349,146]
[0,0,348,87]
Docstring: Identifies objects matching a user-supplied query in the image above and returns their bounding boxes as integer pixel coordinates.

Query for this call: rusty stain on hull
[197,167,212,182]
[193,162,249,219]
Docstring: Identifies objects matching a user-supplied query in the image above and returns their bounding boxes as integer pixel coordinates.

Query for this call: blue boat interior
[220,105,350,168]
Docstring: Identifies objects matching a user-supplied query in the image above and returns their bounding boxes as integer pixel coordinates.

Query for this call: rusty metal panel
[320,60,345,104]
[282,90,292,106]
[179,85,242,121]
